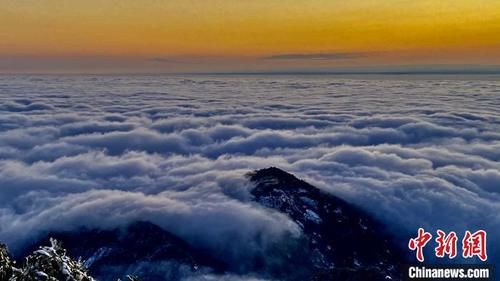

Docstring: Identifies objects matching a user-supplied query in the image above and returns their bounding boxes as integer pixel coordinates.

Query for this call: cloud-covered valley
[0,75,499,272]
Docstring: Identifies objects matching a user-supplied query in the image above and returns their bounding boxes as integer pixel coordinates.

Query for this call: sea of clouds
[0,75,499,273]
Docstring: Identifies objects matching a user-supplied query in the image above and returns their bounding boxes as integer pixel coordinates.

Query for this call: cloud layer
[262,52,366,60]
[0,75,499,270]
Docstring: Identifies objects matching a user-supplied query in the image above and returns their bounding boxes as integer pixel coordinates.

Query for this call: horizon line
[2,64,500,76]
[2,70,500,76]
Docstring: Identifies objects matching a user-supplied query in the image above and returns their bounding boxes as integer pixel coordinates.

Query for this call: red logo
[409,229,487,262]
[408,228,432,262]
[462,230,487,261]
[435,230,458,259]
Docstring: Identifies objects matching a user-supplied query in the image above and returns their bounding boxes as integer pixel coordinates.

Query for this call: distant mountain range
[2,167,405,281]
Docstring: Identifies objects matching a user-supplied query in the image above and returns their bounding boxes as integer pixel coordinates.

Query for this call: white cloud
[0,75,499,268]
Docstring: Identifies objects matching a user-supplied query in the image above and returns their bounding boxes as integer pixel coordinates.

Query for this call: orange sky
[1,0,500,73]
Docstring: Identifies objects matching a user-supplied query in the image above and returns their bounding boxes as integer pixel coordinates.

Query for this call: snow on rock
[0,238,138,281]
[304,209,322,224]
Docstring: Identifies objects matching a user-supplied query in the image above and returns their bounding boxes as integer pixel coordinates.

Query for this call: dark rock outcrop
[249,167,403,280]
[23,222,222,281]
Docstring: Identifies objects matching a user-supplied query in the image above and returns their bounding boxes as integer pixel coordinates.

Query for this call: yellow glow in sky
[1,0,500,73]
